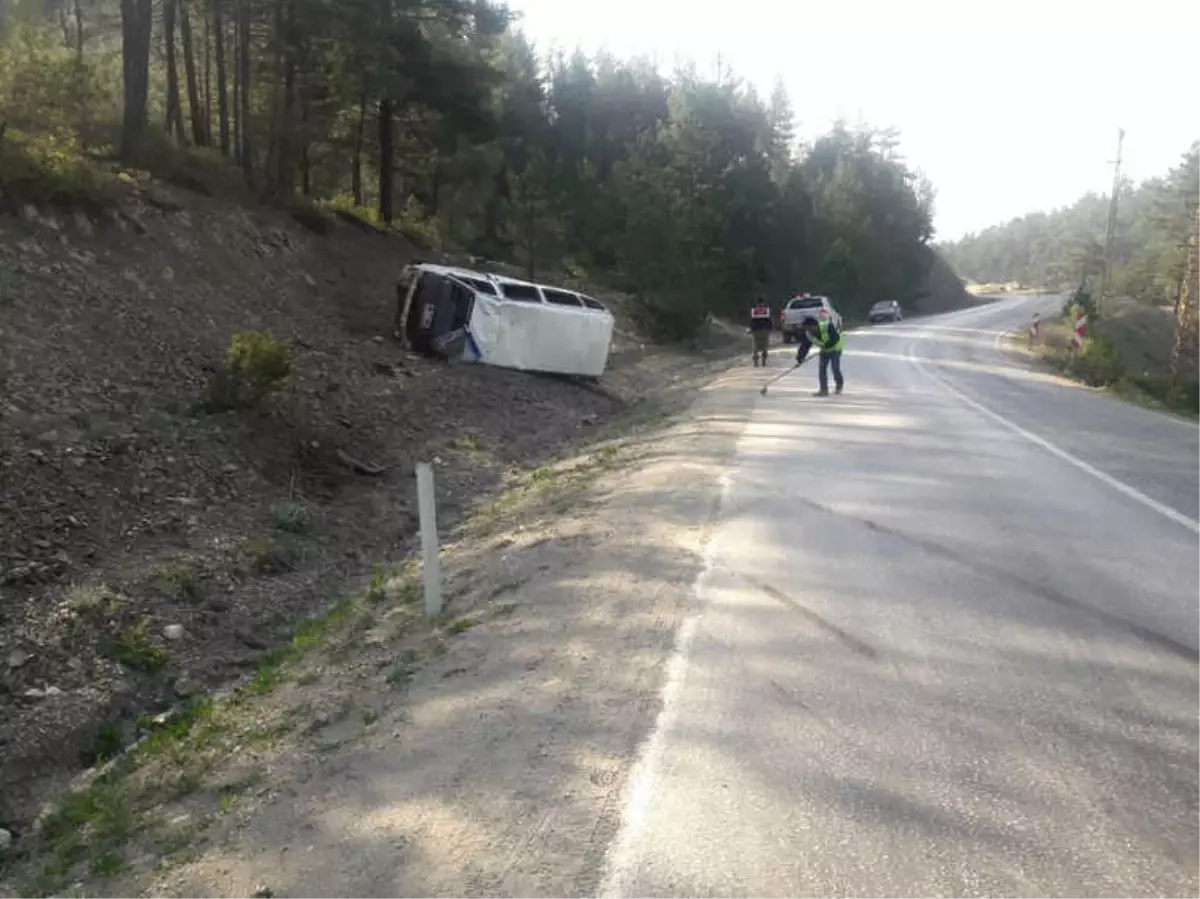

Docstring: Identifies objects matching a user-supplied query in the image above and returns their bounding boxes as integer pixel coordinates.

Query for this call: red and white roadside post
[1071,307,1087,352]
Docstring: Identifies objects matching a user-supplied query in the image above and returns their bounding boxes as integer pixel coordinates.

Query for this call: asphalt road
[599,296,1200,898]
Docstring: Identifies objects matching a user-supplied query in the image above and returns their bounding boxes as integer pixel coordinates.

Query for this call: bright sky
[506,0,1199,242]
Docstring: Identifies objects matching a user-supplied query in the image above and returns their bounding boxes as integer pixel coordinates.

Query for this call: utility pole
[1098,127,1125,317]
[1171,206,1200,393]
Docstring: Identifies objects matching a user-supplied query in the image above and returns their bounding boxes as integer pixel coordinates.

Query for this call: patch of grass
[153,562,206,603]
[531,465,555,484]
[248,647,291,695]
[446,617,475,635]
[386,666,412,687]
[109,618,168,672]
[89,851,125,878]
[270,501,311,534]
[40,781,132,846]
[491,601,520,618]
[25,698,225,888]
[90,722,126,764]
[168,767,205,800]
[317,195,387,233]
[392,578,420,605]
[137,699,217,760]
[292,597,358,652]
[248,598,360,694]
[365,562,387,603]
[471,485,527,531]
[35,779,136,885]
[594,444,620,465]
[451,435,480,452]
[239,535,297,575]
[65,582,119,614]
[386,653,419,687]
[361,709,379,726]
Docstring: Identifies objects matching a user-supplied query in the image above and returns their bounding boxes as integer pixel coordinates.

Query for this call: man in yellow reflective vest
[749,296,773,367]
[795,315,845,396]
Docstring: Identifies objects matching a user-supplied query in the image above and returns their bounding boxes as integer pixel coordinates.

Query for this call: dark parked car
[868,300,903,323]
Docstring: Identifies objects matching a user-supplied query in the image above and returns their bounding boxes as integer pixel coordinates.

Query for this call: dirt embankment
[0,186,740,840]
[2,344,758,899]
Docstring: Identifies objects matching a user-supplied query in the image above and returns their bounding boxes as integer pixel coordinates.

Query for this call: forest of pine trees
[940,143,1199,309]
[0,0,947,335]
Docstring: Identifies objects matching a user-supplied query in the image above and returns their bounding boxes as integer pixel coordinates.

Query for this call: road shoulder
[5,357,763,898]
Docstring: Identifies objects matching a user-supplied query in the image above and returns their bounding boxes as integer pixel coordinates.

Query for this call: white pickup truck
[779,294,843,344]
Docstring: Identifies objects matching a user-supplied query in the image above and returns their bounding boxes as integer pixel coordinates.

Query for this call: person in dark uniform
[749,296,773,367]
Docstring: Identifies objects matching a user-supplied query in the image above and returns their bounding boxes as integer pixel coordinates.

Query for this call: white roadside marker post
[415,462,442,616]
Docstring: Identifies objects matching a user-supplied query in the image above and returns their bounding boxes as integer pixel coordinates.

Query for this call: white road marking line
[906,342,1200,535]
[596,470,735,898]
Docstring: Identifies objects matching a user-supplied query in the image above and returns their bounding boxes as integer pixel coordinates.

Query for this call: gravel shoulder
[2,348,763,897]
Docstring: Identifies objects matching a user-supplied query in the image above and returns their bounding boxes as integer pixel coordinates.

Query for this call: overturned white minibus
[393,263,615,378]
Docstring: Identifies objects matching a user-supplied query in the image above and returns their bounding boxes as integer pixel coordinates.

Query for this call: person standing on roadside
[749,296,773,367]
[795,314,845,396]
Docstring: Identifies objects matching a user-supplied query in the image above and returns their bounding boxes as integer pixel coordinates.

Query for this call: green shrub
[205,331,292,412]
[1062,288,1099,321]
[0,128,120,211]
[153,562,206,603]
[1130,376,1200,415]
[90,722,126,764]
[387,194,443,249]
[271,501,311,533]
[109,619,168,672]
[239,535,296,575]
[121,129,246,199]
[317,195,386,233]
[1066,334,1124,386]
[1166,381,1200,414]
